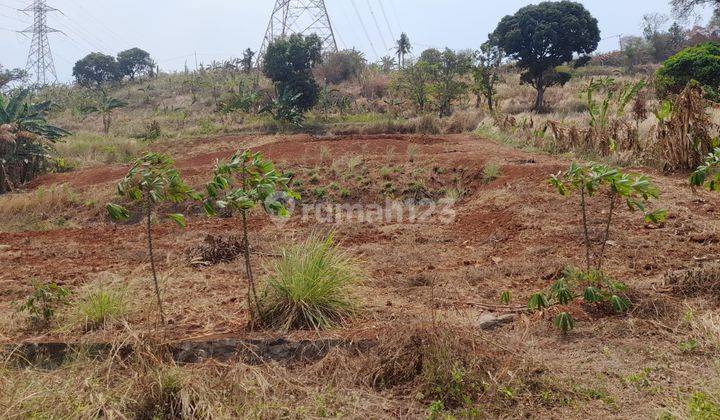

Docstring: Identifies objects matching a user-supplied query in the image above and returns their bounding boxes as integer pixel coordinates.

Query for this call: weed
[482,162,502,183]
[258,233,359,330]
[688,391,720,419]
[73,288,128,330]
[16,281,70,326]
[312,187,327,199]
[407,144,418,162]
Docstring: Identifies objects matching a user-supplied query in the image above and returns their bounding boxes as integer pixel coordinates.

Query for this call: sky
[0,0,715,82]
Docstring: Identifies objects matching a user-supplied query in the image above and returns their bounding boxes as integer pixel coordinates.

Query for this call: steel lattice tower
[259,0,338,62]
[19,0,60,86]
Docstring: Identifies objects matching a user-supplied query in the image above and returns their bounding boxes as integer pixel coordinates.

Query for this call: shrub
[317,50,366,84]
[258,233,359,330]
[16,281,70,326]
[656,42,720,101]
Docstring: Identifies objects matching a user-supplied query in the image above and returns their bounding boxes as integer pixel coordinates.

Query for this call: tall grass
[55,131,142,168]
[70,287,129,331]
[258,233,360,331]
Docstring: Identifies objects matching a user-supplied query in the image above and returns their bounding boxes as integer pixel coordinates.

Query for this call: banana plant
[690,148,720,191]
[107,153,200,326]
[550,162,667,271]
[203,149,297,325]
[81,90,127,134]
[0,89,70,193]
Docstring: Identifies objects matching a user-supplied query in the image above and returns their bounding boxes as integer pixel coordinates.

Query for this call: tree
[395,33,412,68]
[419,48,443,66]
[73,53,121,88]
[0,65,27,90]
[81,90,128,134]
[672,0,720,18]
[318,49,366,84]
[107,153,200,326]
[117,48,153,81]
[262,33,323,111]
[490,1,600,112]
[241,48,255,73]
[621,36,655,71]
[433,48,472,117]
[394,59,433,112]
[379,56,396,73]
[472,42,503,111]
[656,42,720,100]
[203,150,296,326]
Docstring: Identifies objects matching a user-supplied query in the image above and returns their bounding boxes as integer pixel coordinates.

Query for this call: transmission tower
[259,0,338,63]
[19,0,61,86]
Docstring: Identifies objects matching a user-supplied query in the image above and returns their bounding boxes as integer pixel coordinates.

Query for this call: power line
[376,0,396,42]
[349,0,378,59]
[64,0,133,48]
[365,0,388,52]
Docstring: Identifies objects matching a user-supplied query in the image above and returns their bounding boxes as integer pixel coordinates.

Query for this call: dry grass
[0,184,106,232]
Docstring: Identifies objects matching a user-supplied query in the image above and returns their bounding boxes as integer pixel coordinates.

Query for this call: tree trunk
[146,203,166,326]
[533,84,545,113]
[596,192,617,271]
[580,188,591,271]
[240,162,262,326]
[487,94,494,112]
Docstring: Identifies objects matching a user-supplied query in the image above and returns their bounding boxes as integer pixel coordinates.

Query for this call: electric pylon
[19,0,61,86]
[259,0,338,63]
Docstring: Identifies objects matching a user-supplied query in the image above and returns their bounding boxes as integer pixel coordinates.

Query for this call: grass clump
[482,162,502,183]
[72,287,129,331]
[258,233,360,331]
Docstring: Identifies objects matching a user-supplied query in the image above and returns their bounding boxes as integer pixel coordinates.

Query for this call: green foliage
[258,233,359,330]
[472,42,503,111]
[117,48,153,81]
[550,162,666,270]
[73,52,121,88]
[490,0,600,111]
[16,281,70,325]
[554,312,575,334]
[75,288,128,330]
[500,291,512,305]
[262,33,323,111]
[218,80,261,114]
[395,33,412,68]
[107,152,198,325]
[690,148,720,190]
[688,391,720,419]
[261,88,305,127]
[241,48,255,73]
[204,149,296,325]
[81,90,127,134]
[433,49,473,117]
[657,42,720,101]
[585,78,647,129]
[0,89,70,193]
[528,292,550,311]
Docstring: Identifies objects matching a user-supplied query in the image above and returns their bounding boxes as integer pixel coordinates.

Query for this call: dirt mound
[186,234,246,267]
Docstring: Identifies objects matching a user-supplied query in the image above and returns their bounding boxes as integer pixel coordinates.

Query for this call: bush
[258,233,359,330]
[656,42,720,101]
[16,281,70,326]
[317,50,366,84]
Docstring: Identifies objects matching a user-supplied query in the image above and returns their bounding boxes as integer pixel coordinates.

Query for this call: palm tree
[395,33,412,69]
[379,56,397,73]
[82,90,127,134]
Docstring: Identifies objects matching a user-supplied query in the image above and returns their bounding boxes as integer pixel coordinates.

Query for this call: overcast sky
[0,0,714,82]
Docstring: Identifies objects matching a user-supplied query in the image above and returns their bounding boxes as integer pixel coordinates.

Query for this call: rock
[477,313,516,331]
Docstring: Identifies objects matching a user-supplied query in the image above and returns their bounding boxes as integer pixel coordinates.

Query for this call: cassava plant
[106,153,200,325]
[550,162,667,272]
[690,148,720,191]
[203,150,296,325]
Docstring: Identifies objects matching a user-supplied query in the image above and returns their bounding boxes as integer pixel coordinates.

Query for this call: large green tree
[117,48,153,80]
[490,1,600,112]
[73,53,121,88]
[262,34,323,111]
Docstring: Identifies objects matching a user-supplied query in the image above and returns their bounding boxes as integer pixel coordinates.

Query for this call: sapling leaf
[106,203,130,221]
[556,288,575,305]
[528,293,550,311]
[644,209,668,224]
[167,213,186,228]
[583,286,603,303]
[610,295,631,313]
[500,291,512,305]
[554,312,575,334]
